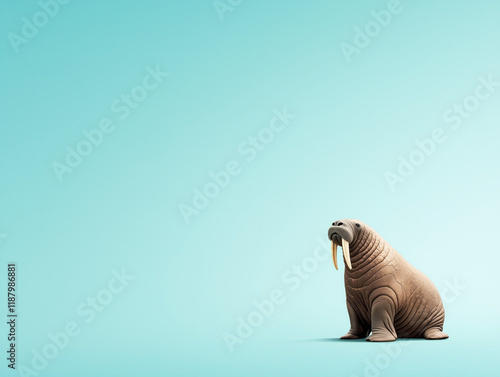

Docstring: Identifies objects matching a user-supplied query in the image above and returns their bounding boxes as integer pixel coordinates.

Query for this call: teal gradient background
[1,1,499,376]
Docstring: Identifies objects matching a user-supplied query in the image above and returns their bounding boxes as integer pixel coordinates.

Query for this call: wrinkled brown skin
[328,219,448,342]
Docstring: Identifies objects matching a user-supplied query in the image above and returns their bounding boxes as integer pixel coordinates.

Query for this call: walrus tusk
[341,239,352,270]
[331,241,338,270]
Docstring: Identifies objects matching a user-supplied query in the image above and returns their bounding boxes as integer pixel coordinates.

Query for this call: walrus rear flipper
[423,328,449,339]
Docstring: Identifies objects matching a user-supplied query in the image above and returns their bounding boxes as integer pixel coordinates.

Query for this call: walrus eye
[355,223,361,228]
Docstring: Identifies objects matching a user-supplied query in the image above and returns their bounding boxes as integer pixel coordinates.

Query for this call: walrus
[327,219,448,342]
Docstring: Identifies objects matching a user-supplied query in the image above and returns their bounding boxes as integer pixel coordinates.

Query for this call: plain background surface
[1,1,499,376]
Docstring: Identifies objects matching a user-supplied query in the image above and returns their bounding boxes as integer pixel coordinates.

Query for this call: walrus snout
[328,221,355,270]
[331,233,342,245]
[328,222,354,243]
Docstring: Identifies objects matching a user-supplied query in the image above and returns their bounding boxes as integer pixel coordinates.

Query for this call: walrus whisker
[331,241,338,270]
[341,239,352,270]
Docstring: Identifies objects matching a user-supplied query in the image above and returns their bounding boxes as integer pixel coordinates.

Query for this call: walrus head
[327,219,363,271]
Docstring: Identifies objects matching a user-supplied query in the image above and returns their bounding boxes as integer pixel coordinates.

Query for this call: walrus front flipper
[341,301,370,339]
[366,297,397,342]
[423,328,449,340]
